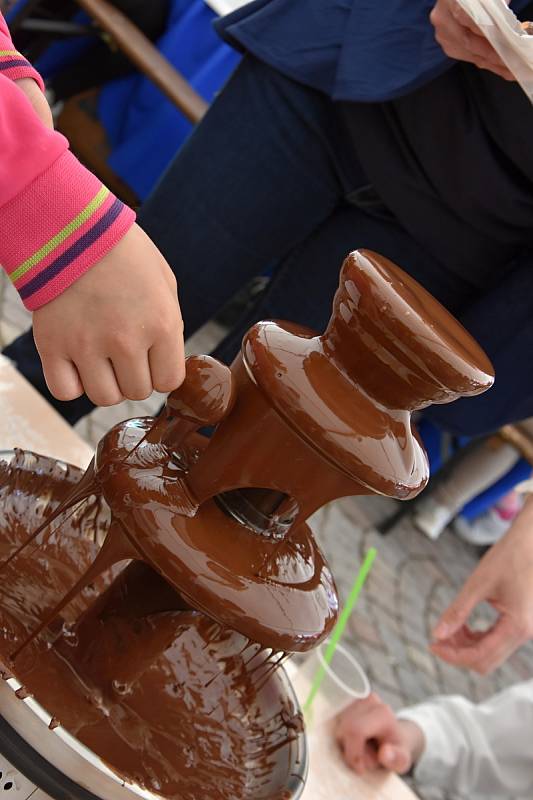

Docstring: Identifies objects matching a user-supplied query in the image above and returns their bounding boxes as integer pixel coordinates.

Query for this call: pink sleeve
[0,12,44,89]
[0,73,135,310]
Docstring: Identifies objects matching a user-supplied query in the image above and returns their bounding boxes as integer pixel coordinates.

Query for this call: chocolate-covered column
[60,563,195,694]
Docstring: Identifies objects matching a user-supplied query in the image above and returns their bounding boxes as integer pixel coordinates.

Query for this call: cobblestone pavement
[2,273,532,800]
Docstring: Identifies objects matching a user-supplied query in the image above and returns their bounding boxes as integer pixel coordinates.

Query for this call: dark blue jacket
[217,0,531,101]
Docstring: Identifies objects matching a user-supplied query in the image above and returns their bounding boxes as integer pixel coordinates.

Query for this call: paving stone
[359,644,398,690]
[402,623,432,653]
[397,664,432,704]
[347,612,384,649]
[377,685,406,711]
[184,320,226,356]
[406,645,438,680]
[344,494,398,527]
[379,622,408,665]
[335,495,374,529]
[73,417,93,446]
[371,596,401,626]
[507,649,533,681]
[412,783,449,800]
[398,595,427,629]
[435,662,475,697]
[472,673,501,703]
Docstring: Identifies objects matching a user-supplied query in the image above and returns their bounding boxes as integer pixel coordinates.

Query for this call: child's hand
[14,78,53,128]
[335,694,425,776]
[33,223,185,406]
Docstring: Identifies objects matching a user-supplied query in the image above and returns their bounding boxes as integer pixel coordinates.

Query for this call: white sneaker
[453,509,511,547]
[412,497,455,540]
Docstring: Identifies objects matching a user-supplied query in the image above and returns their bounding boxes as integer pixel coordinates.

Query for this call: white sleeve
[398,680,533,797]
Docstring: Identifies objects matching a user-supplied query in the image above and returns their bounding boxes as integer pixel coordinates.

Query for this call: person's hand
[430,0,515,80]
[431,496,533,673]
[335,694,425,776]
[33,223,186,406]
[14,78,53,129]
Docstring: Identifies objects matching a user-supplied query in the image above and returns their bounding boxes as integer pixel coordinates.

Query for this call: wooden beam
[499,424,533,466]
[75,0,208,124]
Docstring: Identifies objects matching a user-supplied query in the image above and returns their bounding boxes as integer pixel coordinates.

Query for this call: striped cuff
[0,150,136,310]
[0,49,44,90]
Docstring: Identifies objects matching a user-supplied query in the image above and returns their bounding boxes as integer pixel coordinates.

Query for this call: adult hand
[33,223,186,406]
[430,0,515,80]
[336,694,425,776]
[432,495,533,673]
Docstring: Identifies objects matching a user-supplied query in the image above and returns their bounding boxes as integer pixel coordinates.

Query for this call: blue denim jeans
[2,57,501,429]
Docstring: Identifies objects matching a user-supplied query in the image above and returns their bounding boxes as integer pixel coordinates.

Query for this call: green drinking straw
[304,547,377,714]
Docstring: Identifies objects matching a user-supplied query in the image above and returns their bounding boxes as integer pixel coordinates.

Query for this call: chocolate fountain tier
[94,418,339,653]
[243,250,494,499]
[0,451,308,800]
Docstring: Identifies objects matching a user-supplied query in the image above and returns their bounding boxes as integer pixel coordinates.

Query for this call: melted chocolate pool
[0,451,305,800]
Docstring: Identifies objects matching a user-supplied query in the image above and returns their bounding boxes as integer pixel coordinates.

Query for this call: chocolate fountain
[0,251,493,800]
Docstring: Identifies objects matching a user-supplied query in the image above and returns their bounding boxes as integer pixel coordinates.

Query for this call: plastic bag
[457,0,533,102]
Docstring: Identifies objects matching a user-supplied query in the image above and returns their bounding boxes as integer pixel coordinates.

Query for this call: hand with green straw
[304,547,377,714]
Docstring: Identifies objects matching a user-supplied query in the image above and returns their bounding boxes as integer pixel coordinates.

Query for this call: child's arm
[0,12,44,86]
[0,14,185,405]
[398,679,533,796]
[0,71,135,311]
[0,13,52,125]
[337,681,533,797]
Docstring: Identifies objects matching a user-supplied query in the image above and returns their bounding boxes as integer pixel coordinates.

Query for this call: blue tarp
[97,0,240,199]
[29,0,240,200]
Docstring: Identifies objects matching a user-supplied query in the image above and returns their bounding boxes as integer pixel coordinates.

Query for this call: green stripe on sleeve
[11,185,110,283]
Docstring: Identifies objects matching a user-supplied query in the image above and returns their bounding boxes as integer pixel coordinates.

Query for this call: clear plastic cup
[289,641,370,730]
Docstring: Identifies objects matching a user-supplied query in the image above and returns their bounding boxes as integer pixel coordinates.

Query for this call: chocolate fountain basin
[0,657,308,800]
[0,451,308,800]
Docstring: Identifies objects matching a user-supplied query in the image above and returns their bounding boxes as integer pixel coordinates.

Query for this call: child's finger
[76,357,124,407]
[40,354,84,402]
[111,347,153,402]
[362,742,380,772]
[343,740,368,774]
[379,743,412,774]
[149,331,186,395]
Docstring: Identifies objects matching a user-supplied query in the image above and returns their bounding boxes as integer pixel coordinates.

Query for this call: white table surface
[286,664,419,800]
[0,354,93,468]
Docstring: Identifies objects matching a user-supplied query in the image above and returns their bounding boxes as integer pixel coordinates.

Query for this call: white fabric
[204,0,253,16]
[458,0,533,102]
[398,680,533,799]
